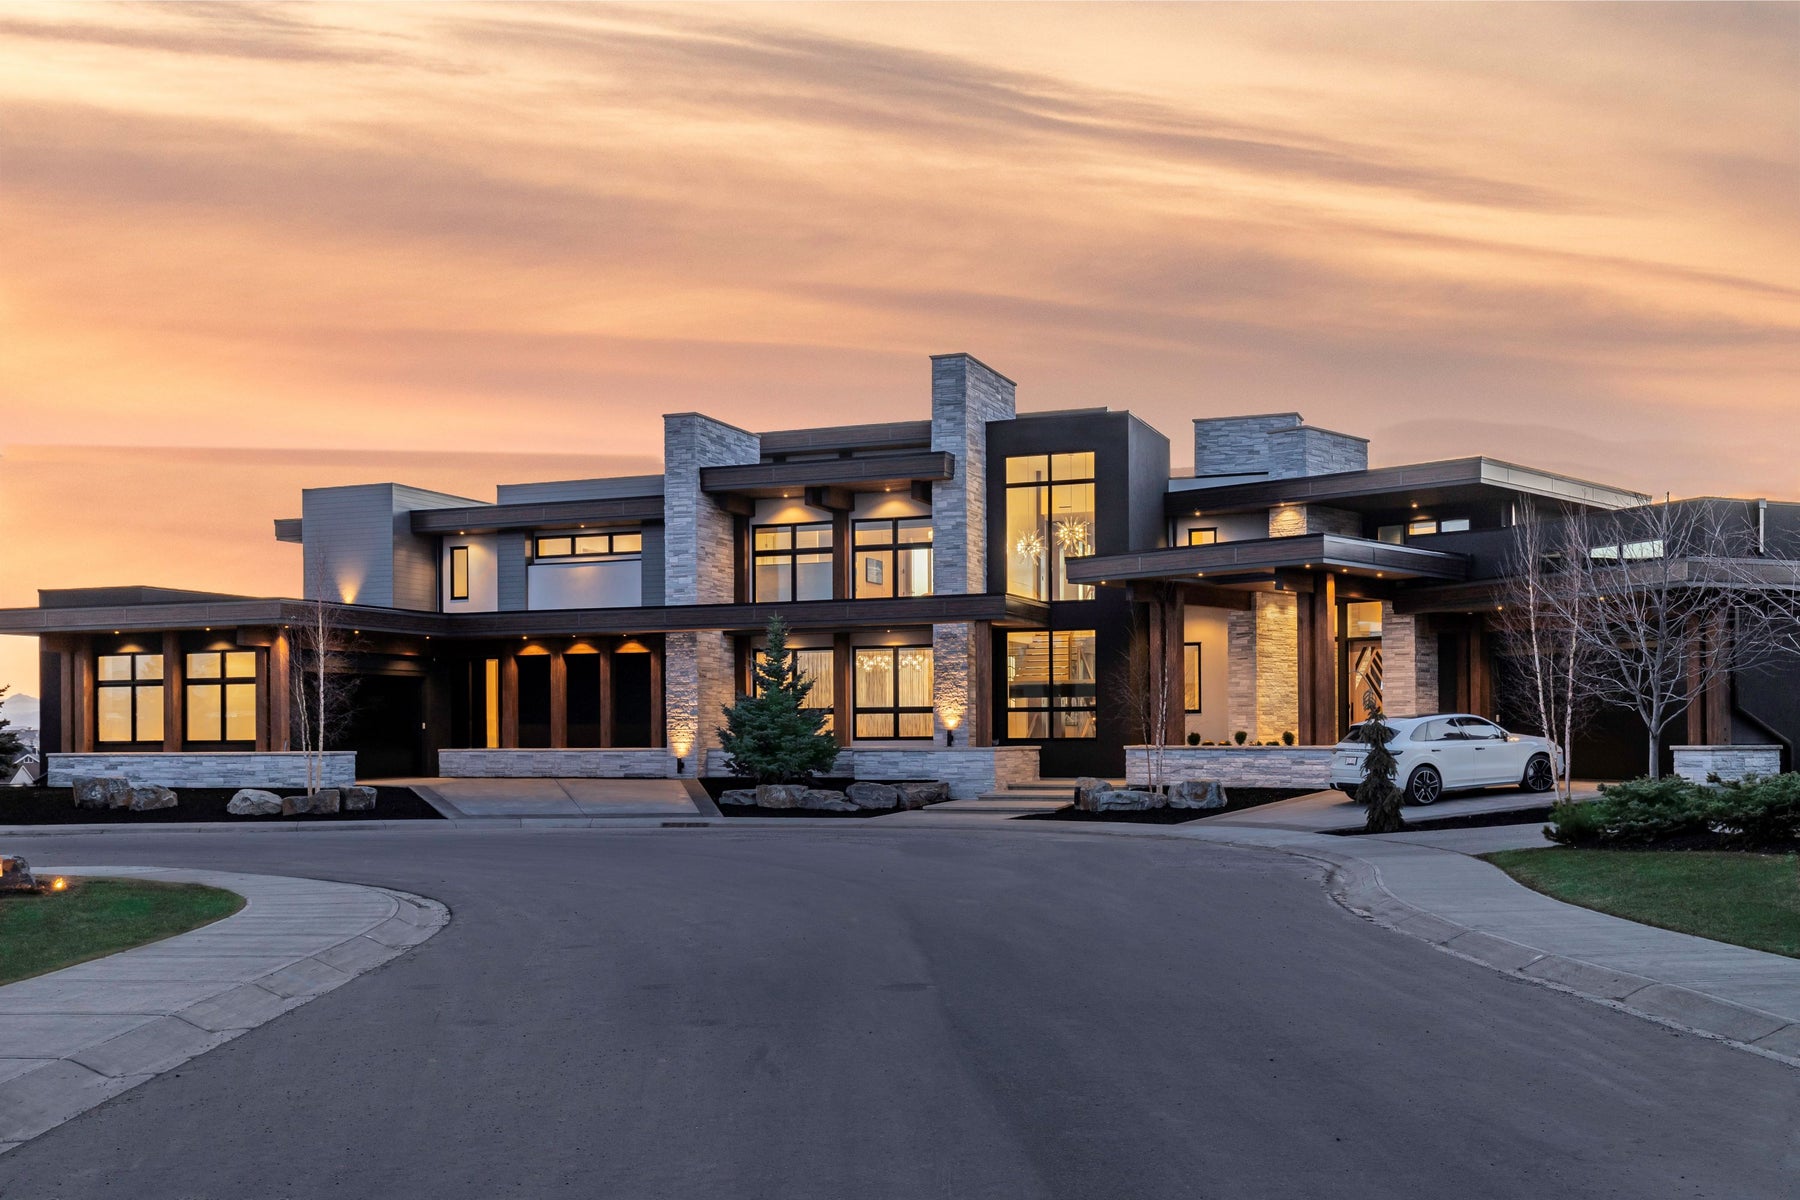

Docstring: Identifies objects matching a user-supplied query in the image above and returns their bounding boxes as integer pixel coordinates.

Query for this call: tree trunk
[1647,730,1660,780]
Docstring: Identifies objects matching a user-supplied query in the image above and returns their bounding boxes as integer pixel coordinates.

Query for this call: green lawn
[1483,849,1800,959]
[0,878,245,986]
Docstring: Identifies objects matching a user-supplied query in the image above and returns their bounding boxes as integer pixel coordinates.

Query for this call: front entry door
[1344,639,1383,727]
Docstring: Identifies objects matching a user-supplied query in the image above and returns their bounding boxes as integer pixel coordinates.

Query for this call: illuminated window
[853,518,932,599]
[96,652,164,744]
[1004,630,1097,739]
[185,651,258,743]
[1184,643,1201,712]
[1439,518,1471,533]
[1407,517,1438,536]
[752,523,833,602]
[1377,525,1405,545]
[449,546,470,601]
[1187,528,1218,546]
[852,647,933,739]
[1005,453,1096,601]
[534,532,642,559]
[755,646,835,732]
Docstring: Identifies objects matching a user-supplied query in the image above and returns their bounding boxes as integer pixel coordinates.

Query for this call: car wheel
[1522,753,1556,793]
[1406,764,1443,806]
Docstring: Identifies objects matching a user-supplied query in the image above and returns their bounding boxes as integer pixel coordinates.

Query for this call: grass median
[0,878,246,986]
[1483,848,1800,959]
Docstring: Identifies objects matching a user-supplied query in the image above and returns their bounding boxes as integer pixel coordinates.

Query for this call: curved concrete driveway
[0,826,1793,1199]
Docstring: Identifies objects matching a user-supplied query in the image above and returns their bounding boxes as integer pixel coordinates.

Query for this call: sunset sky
[2,2,1797,699]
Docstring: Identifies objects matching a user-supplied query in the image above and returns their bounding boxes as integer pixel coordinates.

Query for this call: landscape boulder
[0,855,38,894]
[282,789,341,816]
[798,788,858,812]
[753,784,808,809]
[1091,787,1166,812]
[127,784,179,812]
[227,788,284,816]
[1074,777,1115,812]
[846,782,902,810]
[343,785,378,812]
[719,788,758,807]
[896,781,950,809]
[1168,780,1226,810]
[72,775,131,810]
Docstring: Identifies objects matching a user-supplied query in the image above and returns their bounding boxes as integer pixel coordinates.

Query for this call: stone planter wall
[47,752,356,789]
[437,749,680,779]
[703,745,1039,799]
[1126,746,1334,789]
[1671,745,1784,785]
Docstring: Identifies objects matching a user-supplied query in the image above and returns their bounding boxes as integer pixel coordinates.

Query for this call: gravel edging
[0,866,449,1154]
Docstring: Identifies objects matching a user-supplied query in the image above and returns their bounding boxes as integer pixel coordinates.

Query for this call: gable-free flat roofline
[1165,456,1650,516]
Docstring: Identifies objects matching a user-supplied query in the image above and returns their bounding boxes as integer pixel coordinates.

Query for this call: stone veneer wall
[665,629,737,765]
[1268,505,1361,538]
[702,746,1039,799]
[930,354,1015,744]
[1193,415,1367,481]
[47,752,357,789]
[437,749,678,779]
[1227,593,1299,743]
[1126,746,1333,789]
[1379,603,1439,718]
[1672,745,1783,784]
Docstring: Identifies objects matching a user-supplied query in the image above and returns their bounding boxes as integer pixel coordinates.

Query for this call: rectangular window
[1005,452,1096,601]
[1004,630,1097,739]
[483,658,501,749]
[1439,518,1471,533]
[1377,525,1405,545]
[449,545,470,600]
[1187,528,1218,546]
[1183,643,1201,712]
[1407,517,1438,536]
[1343,601,1384,639]
[534,532,643,559]
[852,647,933,739]
[95,652,164,744]
[755,646,836,732]
[752,522,834,602]
[853,518,933,599]
[185,651,258,743]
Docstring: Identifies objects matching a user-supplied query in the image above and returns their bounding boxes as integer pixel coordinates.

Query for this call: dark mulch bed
[0,786,442,824]
[1325,805,1558,836]
[1020,787,1317,824]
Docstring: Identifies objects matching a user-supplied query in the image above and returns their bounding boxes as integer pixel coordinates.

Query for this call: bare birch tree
[1570,500,1800,778]
[1117,583,1181,789]
[289,593,358,794]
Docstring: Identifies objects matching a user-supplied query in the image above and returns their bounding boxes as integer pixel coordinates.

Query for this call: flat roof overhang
[0,593,1048,641]
[409,495,664,536]
[1066,535,1470,589]
[1165,457,1649,519]
[1392,556,1800,615]
[700,451,953,505]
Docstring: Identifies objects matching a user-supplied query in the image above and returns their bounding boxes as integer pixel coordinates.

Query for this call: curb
[0,867,450,1154]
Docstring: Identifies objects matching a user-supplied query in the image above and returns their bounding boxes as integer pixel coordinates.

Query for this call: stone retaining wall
[1672,745,1784,784]
[437,749,679,779]
[47,752,356,789]
[1126,746,1333,789]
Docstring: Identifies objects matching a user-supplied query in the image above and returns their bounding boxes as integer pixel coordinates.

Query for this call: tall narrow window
[185,651,258,743]
[96,652,163,744]
[853,518,933,599]
[852,647,933,739]
[752,523,833,602]
[1183,643,1201,712]
[1005,453,1096,601]
[1004,630,1097,739]
[449,546,470,601]
[483,658,501,749]
[756,646,835,732]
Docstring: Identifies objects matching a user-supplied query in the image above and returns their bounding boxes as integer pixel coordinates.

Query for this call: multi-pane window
[1187,528,1218,546]
[449,546,470,600]
[186,651,258,743]
[753,523,833,602]
[1004,630,1097,739]
[853,647,933,739]
[853,518,932,599]
[96,653,164,744]
[1183,643,1201,712]
[1005,453,1096,601]
[754,647,836,733]
[534,532,643,559]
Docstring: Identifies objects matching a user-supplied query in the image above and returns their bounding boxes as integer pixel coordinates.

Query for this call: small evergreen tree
[1355,693,1406,834]
[0,686,25,769]
[717,617,840,785]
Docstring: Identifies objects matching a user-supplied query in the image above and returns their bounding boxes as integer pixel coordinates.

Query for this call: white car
[1332,714,1560,805]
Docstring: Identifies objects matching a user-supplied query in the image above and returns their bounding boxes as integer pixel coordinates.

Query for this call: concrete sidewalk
[405,777,698,819]
[0,866,448,1155]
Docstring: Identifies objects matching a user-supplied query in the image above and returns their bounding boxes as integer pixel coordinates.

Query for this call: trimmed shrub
[1546,776,1708,846]
[1701,774,1800,847]
[1233,731,1248,745]
[1186,732,1201,746]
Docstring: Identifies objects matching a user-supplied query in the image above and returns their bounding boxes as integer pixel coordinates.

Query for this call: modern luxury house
[6,352,1797,795]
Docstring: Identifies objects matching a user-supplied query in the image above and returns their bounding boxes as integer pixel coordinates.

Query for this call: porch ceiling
[1065,534,1469,587]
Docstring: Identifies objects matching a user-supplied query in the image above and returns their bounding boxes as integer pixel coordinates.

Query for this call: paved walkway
[0,866,448,1155]
[404,777,698,819]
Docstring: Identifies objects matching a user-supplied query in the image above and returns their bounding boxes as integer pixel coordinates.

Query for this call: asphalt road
[0,826,1793,1199]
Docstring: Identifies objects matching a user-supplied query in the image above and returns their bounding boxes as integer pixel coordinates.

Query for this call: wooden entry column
[1295,572,1338,745]
[549,649,568,748]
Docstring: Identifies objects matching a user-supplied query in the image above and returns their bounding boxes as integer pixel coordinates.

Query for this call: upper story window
[1187,527,1218,546]
[96,652,163,744]
[186,651,257,743]
[853,518,932,599]
[753,522,833,602]
[1380,517,1470,543]
[534,532,642,559]
[1005,452,1096,602]
[449,546,470,600]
